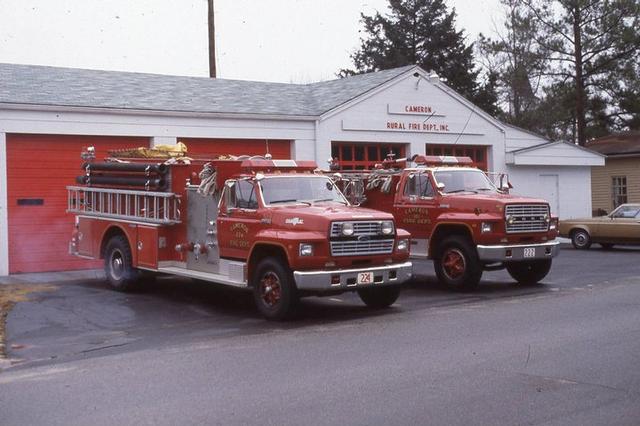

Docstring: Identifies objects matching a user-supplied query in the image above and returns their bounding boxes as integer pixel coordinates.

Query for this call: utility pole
[208,0,217,78]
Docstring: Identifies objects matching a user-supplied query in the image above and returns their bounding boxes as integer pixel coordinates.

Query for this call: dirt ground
[0,284,56,358]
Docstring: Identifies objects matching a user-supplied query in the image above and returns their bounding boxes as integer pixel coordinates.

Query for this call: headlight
[396,239,409,251]
[342,222,354,236]
[506,215,515,225]
[544,213,550,223]
[481,222,493,233]
[299,243,314,256]
[381,221,394,235]
[549,218,558,230]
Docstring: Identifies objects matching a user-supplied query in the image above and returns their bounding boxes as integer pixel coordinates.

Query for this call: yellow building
[588,132,640,215]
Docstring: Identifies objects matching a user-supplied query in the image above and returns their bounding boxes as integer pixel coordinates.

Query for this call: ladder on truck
[67,186,181,225]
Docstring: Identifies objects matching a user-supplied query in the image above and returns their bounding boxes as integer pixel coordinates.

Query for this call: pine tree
[522,0,640,145]
[340,0,495,112]
[478,0,548,130]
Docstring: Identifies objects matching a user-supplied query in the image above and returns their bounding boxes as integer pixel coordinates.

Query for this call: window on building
[331,142,406,170]
[425,144,488,171]
[612,176,627,208]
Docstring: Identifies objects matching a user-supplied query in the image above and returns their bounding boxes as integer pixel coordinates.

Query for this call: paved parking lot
[1,244,640,425]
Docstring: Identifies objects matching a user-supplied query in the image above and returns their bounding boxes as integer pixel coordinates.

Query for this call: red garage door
[7,134,149,273]
[181,138,291,159]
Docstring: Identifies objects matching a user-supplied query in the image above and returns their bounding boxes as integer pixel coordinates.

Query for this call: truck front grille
[329,221,395,256]
[330,240,395,257]
[330,221,382,237]
[505,204,550,233]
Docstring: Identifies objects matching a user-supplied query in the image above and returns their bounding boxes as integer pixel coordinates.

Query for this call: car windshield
[610,205,640,218]
[433,169,496,194]
[259,176,348,206]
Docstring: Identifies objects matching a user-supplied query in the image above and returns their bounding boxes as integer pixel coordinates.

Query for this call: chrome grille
[505,204,550,233]
[330,221,385,237]
[330,240,394,257]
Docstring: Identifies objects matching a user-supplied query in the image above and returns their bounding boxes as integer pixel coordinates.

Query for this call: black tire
[571,229,592,249]
[506,259,552,285]
[600,243,614,250]
[104,235,139,291]
[434,236,483,291]
[251,257,299,321]
[357,285,401,309]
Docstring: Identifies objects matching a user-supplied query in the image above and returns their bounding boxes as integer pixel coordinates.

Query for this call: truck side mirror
[499,181,513,192]
[436,182,445,191]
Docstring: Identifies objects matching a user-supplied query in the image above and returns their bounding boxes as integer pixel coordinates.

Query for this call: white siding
[317,74,506,172]
[508,142,604,167]
[508,165,593,219]
[0,108,316,148]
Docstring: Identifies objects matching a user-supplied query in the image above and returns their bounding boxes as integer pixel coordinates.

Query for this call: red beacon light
[412,155,474,167]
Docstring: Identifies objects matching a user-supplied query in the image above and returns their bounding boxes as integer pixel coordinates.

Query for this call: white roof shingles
[0,63,415,117]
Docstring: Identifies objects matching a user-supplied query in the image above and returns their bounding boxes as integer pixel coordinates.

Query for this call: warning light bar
[412,155,474,166]
[241,159,318,172]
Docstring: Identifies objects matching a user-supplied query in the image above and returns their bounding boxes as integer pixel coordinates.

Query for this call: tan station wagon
[559,203,640,249]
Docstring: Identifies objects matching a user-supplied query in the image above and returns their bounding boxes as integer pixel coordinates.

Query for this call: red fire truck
[67,150,412,320]
[331,154,559,291]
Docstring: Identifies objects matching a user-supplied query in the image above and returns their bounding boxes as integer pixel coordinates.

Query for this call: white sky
[0,0,502,83]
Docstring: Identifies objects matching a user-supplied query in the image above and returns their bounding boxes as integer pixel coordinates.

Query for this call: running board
[156,266,248,288]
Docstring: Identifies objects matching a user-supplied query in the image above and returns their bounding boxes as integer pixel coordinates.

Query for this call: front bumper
[293,261,413,292]
[477,240,560,263]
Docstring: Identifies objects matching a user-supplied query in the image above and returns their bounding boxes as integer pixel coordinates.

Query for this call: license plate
[357,272,373,284]
[523,247,536,258]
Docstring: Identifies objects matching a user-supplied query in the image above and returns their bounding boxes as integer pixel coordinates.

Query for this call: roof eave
[0,102,319,121]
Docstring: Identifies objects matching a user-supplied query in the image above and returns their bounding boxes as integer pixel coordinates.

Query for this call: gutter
[0,102,320,122]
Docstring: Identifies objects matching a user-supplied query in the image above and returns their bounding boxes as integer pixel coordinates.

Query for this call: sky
[0,0,502,83]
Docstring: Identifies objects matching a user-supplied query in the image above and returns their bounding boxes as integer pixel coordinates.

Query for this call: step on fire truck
[67,148,412,320]
[330,154,560,291]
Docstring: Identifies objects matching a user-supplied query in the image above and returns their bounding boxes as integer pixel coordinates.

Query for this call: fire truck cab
[68,151,412,320]
[332,154,560,291]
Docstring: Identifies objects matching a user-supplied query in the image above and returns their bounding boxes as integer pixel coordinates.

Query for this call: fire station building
[0,63,603,275]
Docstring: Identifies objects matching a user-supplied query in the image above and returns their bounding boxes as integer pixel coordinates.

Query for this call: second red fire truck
[331,154,560,291]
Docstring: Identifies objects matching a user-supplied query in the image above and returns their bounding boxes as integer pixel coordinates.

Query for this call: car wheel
[357,285,401,309]
[104,235,139,291]
[434,236,482,291]
[571,229,592,249]
[251,257,299,321]
[506,259,552,285]
[600,243,614,250]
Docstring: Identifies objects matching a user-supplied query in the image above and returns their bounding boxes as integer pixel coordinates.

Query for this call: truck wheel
[357,285,401,309]
[252,257,299,321]
[506,259,552,285]
[104,235,139,292]
[434,236,482,291]
[571,229,591,249]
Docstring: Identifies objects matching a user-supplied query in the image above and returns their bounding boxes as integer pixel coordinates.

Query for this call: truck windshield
[433,169,496,194]
[259,176,348,206]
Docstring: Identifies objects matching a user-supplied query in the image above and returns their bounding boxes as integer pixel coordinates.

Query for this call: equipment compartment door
[186,187,220,273]
[137,226,158,269]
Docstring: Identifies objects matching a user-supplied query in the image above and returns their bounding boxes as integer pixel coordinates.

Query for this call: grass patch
[0,284,57,358]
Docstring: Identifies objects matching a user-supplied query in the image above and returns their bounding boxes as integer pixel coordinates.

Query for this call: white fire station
[0,63,603,275]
